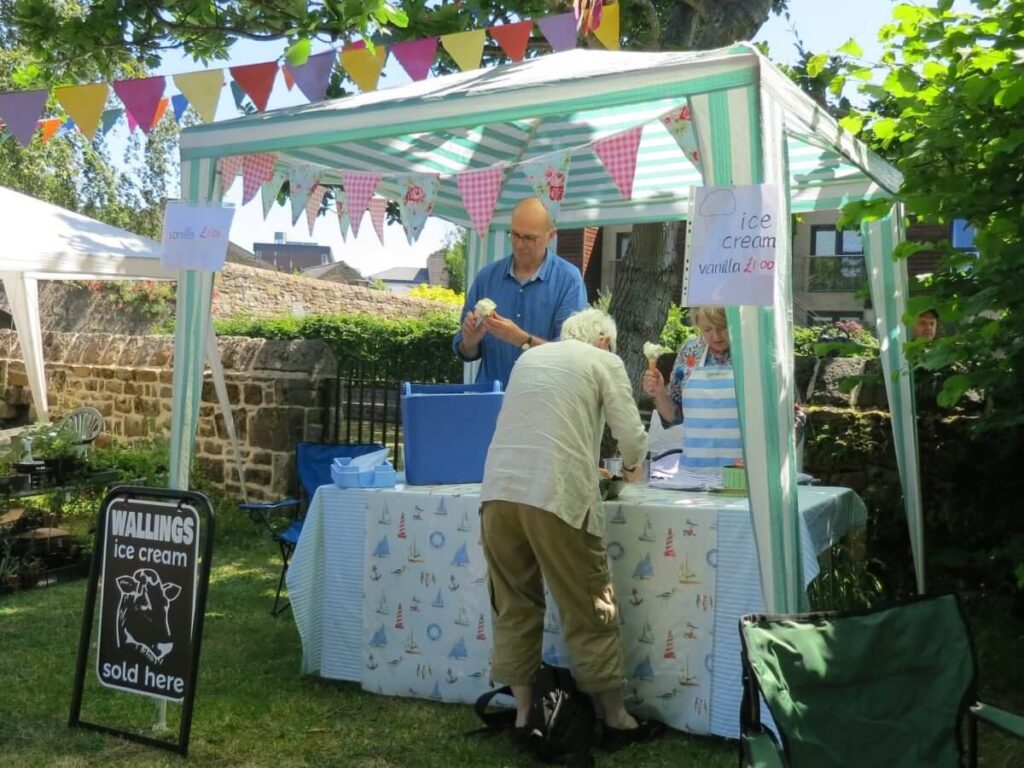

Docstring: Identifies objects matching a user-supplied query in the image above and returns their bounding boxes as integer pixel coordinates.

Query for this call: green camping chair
[739,593,1024,768]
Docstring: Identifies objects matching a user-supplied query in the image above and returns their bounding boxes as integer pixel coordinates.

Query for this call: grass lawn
[1,513,1021,767]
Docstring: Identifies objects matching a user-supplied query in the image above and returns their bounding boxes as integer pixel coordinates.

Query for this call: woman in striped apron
[642,306,742,475]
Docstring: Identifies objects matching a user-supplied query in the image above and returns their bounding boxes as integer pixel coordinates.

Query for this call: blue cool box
[400,380,504,485]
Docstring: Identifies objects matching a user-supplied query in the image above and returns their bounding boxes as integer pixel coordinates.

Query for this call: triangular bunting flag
[242,153,277,204]
[54,83,108,141]
[282,66,296,91]
[593,2,621,50]
[286,49,336,103]
[660,102,703,173]
[390,38,438,81]
[219,156,243,193]
[441,29,486,72]
[0,130,10,147]
[100,108,123,136]
[261,169,286,219]
[305,183,328,236]
[341,43,388,93]
[126,111,138,133]
[57,118,76,138]
[152,97,170,127]
[171,93,189,122]
[395,173,440,245]
[335,194,349,242]
[229,61,279,112]
[521,151,573,222]
[39,117,62,143]
[0,90,48,146]
[368,197,388,245]
[341,170,382,236]
[537,14,578,53]
[229,80,249,110]
[288,164,321,225]
[173,69,223,123]
[574,0,602,37]
[593,125,643,200]
[456,164,505,238]
[113,76,167,134]
[489,20,533,62]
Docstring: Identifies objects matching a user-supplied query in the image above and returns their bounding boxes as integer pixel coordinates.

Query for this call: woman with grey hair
[559,307,618,352]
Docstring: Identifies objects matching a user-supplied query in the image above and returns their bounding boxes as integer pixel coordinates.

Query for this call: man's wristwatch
[520,335,533,351]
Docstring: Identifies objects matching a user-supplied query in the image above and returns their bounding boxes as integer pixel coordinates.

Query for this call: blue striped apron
[679,347,743,471]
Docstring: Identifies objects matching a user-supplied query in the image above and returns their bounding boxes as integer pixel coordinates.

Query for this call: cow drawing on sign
[115,568,182,665]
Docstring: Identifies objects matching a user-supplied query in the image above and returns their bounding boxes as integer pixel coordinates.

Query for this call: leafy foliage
[442,228,467,294]
[833,0,1024,429]
[407,283,464,308]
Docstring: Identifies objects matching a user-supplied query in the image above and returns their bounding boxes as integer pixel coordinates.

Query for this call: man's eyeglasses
[510,231,542,245]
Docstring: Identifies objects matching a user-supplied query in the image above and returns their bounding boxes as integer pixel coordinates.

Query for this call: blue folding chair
[240,442,384,615]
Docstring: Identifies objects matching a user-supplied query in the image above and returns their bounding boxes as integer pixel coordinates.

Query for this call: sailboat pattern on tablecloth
[363,491,493,704]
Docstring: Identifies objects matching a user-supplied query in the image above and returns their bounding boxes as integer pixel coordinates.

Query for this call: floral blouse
[665,337,732,425]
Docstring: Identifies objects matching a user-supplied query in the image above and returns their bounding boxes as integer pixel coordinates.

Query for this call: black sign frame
[69,486,215,756]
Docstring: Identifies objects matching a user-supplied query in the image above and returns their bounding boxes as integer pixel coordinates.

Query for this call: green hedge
[215,311,462,377]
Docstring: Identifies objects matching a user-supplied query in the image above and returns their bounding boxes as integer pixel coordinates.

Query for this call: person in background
[453,197,588,386]
[480,308,664,751]
[911,308,939,341]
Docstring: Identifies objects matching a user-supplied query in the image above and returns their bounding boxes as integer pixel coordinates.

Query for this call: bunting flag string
[0,9,620,146]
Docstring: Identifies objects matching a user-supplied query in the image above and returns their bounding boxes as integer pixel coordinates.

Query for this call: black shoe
[511,725,535,751]
[599,718,666,752]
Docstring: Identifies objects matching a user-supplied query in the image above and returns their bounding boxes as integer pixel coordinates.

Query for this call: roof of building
[302,260,368,284]
[368,266,430,283]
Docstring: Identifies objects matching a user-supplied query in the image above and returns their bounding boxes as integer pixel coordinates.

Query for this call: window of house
[808,225,866,292]
[951,218,977,251]
[615,232,630,262]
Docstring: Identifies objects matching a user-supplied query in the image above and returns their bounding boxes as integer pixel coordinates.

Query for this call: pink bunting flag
[368,197,388,245]
[219,156,243,193]
[536,14,578,53]
[112,76,167,134]
[660,102,703,173]
[126,110,138,133]
[335,195,349,242]
[521,151,572,223]
[0,90,48,146]
[457,164,506,238]
[241,153,277,204]
[341,170,382,237]
[395,173,441,245]
[305,183,328,236]
[593,125,644,200]
[390,38,439,82]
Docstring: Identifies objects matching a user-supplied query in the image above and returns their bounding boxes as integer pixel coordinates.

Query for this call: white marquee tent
[174,44,925,607]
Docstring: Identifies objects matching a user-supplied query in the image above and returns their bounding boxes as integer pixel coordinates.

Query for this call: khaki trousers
[481,499,623,693]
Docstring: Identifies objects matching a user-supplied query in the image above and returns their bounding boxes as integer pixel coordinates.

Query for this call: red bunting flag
[305,183,328,236]
[241,153,277,204]
[229,61,279,112]
[219,156,243,193]
[489,20,533,62]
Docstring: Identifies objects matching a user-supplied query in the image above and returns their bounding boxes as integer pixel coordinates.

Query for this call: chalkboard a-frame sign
[69,487,215,756]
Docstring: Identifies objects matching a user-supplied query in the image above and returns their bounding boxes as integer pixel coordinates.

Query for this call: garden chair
[58,406,104,454]
[239,441,384,616]
[739,593,1024,768]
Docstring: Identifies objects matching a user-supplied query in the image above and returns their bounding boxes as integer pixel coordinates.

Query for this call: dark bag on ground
[473,663,597,767]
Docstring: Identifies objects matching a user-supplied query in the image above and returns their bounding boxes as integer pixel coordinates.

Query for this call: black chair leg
[272,542,294,617]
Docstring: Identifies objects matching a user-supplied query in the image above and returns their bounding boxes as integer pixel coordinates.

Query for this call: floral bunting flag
[286,50,337,104]
[593,125,643,200]
[173,69,223,123]
[261,169,286,218]
[536,14,578,53]
[456,164,505,237]
[521,151,572,222]
[441,29,486,72]
[661,103,703,173]
[54,83,108,141]
[229,61,278,112]
[0,90,47,146]
[305,183,328,236]
[112,76,166,134]
[335,194,350,242]
[489,21,533,63]
[218,155,243,193]
[241,153,277,204]
[341,42,388,93]
[288,164,321,225]
[341,170,382,236]
[395,173,441,244]
[368,197,388,245]
[390,38,439,82]
[592,2,620,50]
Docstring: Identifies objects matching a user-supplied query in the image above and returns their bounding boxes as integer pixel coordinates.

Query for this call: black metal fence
[320,357,461,469]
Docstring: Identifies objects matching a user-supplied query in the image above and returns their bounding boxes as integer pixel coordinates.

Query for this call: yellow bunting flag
[39,117,62,143]
[54,83,108,141]
[593,3,620,50]
[173,69,224,123]
[340,45,388,93]
[441,29,486,72]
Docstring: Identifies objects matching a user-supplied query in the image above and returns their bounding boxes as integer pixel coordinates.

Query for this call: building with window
[253,233,333,272]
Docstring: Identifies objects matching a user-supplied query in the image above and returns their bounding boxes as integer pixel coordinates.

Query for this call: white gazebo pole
[1,273,50,423]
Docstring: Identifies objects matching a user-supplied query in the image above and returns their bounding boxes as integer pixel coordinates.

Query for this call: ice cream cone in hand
[643,342,672,373]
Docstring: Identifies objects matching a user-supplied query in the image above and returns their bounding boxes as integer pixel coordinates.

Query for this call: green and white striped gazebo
[177,44,924,609]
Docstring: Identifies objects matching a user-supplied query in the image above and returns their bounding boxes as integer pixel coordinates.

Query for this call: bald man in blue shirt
[453,197,588,386]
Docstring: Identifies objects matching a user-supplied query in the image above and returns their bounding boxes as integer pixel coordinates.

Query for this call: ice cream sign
[160,201,235,271]
[683,184,781,307]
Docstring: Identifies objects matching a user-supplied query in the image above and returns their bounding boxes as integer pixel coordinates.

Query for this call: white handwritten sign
[160,201,235,271]
[684,184,780,307]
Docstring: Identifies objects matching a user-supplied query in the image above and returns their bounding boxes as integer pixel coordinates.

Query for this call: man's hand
[622,464,645,483]
[461,310,486,345]
[483,310,526,346]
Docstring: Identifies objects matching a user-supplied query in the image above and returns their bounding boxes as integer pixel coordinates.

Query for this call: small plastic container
[331,458,397,488]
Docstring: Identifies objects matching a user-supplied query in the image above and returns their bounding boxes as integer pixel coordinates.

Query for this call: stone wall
[0,329,341,500]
